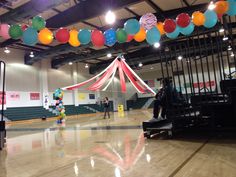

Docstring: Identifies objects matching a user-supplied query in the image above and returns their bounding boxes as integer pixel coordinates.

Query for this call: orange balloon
[156,22,165,35]
[134,27,146,42]
[214,1,229,15]
[69,29,80,47]
[192,11,205,26]
[38,28,53,45]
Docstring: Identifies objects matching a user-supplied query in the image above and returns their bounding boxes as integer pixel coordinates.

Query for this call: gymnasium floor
[1,110,236,177]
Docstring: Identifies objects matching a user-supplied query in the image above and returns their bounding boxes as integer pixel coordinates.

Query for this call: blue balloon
[146,27,161,45]
[104,29,117,46]
[204,10,217,28]
[227,0,236,16]
[22,27,38,46]
[124,19,140,35]
[180,23,195,36]
[78,29,91,45]
[166,26,180,39]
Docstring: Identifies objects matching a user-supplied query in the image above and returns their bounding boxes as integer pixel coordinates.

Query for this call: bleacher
[5,101,115,121]
[4,106,55,121]
[127,97,151,110]
[81,101,114,112]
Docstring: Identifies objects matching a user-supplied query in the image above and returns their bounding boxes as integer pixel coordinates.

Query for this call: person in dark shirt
[149,78,172,122]
[103,97,110,119]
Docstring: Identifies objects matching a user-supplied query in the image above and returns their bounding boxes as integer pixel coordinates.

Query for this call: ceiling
[0,0,235,73]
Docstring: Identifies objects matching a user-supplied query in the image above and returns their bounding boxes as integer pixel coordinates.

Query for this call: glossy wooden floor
[1,109,236,177]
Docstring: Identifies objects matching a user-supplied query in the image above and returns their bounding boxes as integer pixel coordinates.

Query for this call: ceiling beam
[82,21,101,30]
[124,7,139,17]
[182,0,190,7]
[143,0,165,18]
[46,0,142,28]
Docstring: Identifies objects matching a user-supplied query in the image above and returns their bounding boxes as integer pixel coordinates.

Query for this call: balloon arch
[0,0,235,47]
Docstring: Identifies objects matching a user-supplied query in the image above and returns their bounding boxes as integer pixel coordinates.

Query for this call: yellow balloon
[69,29,80,47]
[38,28,53,45]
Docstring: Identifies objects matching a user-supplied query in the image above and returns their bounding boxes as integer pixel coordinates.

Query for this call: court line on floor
[168,138,210,177]
[6,125,143,131]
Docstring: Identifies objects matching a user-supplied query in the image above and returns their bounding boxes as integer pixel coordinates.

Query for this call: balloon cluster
[53,88,66,124]
[0,0,235,47]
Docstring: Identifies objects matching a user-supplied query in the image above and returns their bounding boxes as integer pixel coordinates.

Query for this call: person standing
[103,97,110,119]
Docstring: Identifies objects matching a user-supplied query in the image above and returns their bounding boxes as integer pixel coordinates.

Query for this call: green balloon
[9,24,23,39]
[32,16,46,31]
[116,28,127,43]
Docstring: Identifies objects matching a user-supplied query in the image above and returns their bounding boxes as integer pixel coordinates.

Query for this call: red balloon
[126,35,134,42]
[21,24,28,31]
[56,28,70,43]
[217,13,223,20]
[163,19,176,33]
[91,30,105,47]
[176,13,190,28]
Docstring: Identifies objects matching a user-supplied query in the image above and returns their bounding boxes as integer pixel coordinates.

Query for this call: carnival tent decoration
[61,55,156,95]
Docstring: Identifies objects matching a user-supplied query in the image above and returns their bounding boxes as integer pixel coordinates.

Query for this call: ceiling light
[107,53,112,58]
[85,64,89,68]
[178,55,183,60]
[223,36,228,41]
[4,47,10,54]
[138,62,143,67]
[68,62,73,65]
[228,46,232,51]
[219,27,225,33]
[208,1,216,10]
[154,42,160,48]
[231,52,235,57]
[105,10,116,25]
[29,51,34,58]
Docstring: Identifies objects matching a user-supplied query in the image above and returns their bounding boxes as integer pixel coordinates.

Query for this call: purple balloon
[139,13,157,30]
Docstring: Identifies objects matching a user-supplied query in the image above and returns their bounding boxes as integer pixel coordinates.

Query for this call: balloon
[192,11,205,26]
[124,19,140,35]
[166,26,180,39]
[116,28,127,43]
[91,30,105,47]
[78,29,91,45]
[126,35,133,42]
[214,1,229,14]
[9,24,23,39]
[104,29,116,46]
[163,19,176,33]
[156,22,165,35]
[217,13,223,20]
[140,13,157,30]
[180,23,195,36]
[0,24,10,39]
[22,27,38,46]
[32,16,46,31]
[21,24,28,31]
[56,28,70,43]
[146,27,161,45]
[38,28,53,45]
[176,13,191,28]
[134,27,146,42]
[204,10,217,28]
[227,0,236,16]
[69,29,80,47]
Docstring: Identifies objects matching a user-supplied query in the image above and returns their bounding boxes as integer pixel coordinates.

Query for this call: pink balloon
[0,24,10,40]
